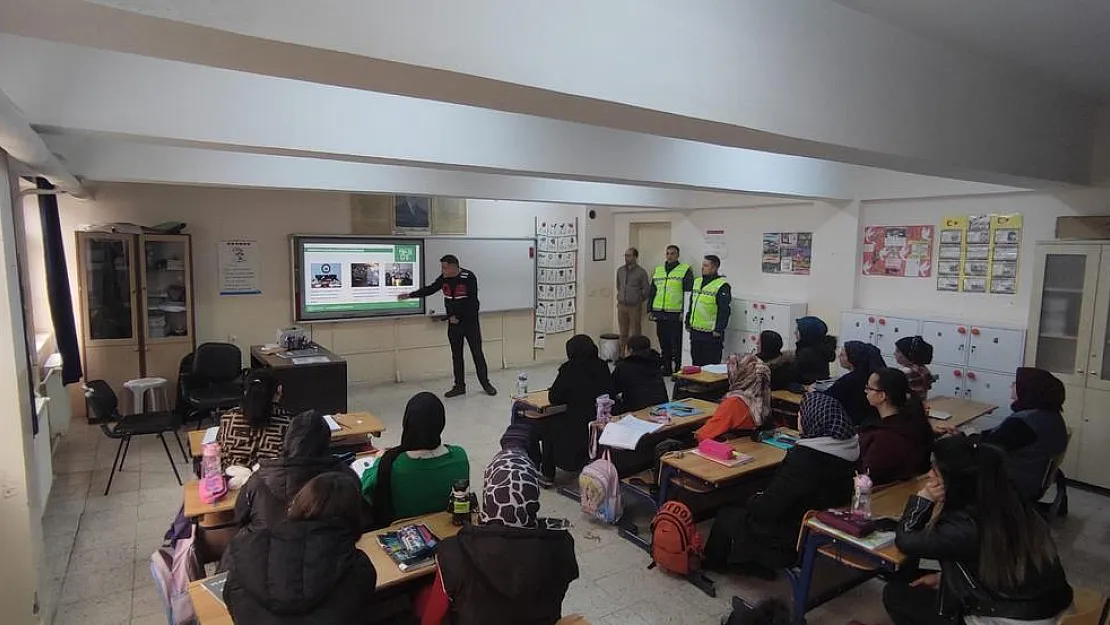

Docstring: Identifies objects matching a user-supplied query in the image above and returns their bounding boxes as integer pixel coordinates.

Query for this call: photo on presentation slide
[383,263,415,287]
[310,263,343,289]
[351,263,381,288]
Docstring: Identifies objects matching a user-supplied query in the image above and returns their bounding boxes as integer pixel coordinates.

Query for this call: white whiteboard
[423,238,536,315]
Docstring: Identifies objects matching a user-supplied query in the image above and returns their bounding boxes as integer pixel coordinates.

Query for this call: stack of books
[376,523,440,571]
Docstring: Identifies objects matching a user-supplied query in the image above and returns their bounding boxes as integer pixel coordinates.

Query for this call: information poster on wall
[703,228,728,260]
[534,218,578,341]
[936,214,1022,294]
[761,232,812,275]
[218,240,261,295]
[861,225,934,277]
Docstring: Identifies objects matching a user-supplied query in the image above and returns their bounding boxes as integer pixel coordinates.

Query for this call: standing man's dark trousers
[689,331,724,366]
[448,320,490,389]
[654,314,684,374]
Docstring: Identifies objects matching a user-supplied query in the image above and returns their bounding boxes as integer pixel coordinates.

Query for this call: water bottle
[595,394,615,423]
[515,371,528,397]
[851,472,873,520]
[202,443,221,479]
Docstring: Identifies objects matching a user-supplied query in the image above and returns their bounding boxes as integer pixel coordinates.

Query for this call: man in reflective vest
[685,254,732,366]
[648,244,694,374]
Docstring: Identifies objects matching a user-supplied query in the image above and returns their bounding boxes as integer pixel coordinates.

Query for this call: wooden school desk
[183,480,239,527]
[672,369,728,401]
[512,389,567,419]
[188,411,386,457]
[787,476,928,624]
[926,395,996,429]
[656,436,788,507]
[188,511,464,624]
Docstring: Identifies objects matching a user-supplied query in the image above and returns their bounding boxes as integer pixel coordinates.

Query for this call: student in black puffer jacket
[541,335,614,483]
[884,436,1073,625]
[612,335,669,413]
[224,472,378,625]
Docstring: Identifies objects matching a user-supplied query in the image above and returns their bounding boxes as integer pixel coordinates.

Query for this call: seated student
[232,411,356,533]
[224,472,378,625]
[980,367,1069,502]
[695,354,770,442]
[824,340,885,427]
[612,335,669,413]
[419,432,579,625]
[859,368,934,485]
[704,393,858,578]
[541,334,614,485]
[756,330,795,391]
[883,436,1073,625]
[895,336,935,400]
[792,316,837,386]
[216,369,293,471]
[361,392,469,527]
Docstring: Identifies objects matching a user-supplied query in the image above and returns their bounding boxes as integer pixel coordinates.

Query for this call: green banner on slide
[394,244,418,262]
[305,300,421,313]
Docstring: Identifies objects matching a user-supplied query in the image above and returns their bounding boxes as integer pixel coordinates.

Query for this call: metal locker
[920,321,971,367]
[874,316,921,357]
[968,326,1024,373]
[929,364,965,400]
[839,312,875,345]
[964,369,1014,409]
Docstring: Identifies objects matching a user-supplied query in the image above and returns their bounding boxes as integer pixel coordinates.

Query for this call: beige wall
[46,184,590,398]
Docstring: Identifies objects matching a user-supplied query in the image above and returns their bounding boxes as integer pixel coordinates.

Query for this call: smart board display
[292,236,424,321]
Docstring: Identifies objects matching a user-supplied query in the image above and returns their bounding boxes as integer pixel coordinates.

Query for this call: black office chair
[181,342,246,424]
[84,380,186,495]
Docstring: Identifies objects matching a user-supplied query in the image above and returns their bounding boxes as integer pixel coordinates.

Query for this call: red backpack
[649,501,703,576]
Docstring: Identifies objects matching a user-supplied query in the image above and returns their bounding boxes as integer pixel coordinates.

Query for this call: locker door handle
[1077,369,1085,374]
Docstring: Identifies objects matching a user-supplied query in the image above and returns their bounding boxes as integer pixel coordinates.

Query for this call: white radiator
[42,353,71,439]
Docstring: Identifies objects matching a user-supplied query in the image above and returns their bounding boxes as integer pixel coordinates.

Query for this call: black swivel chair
[181,342,246,425]
[84,380,187,495]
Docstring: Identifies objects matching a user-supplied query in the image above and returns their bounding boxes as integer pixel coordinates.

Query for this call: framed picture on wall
[592,237,607,262]
[393,195,431,234]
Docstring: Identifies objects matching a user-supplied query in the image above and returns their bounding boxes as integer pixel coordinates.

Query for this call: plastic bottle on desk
[595,394,615,423]
[851,472,872,520]
[515,371,528,398]
[198,443,228,504]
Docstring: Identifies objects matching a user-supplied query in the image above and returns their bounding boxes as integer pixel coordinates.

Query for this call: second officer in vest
[685,254,732,366]
[648,245,695,374]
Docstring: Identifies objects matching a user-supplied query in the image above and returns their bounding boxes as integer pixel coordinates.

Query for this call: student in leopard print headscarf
[417,425,579,625]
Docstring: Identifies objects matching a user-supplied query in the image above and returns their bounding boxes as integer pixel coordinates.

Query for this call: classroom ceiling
[831,0,1110,100]
[2,0,1100,204]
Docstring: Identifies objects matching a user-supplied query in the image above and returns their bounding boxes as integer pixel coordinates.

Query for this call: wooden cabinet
[77,232,195,415]
[1026,242,1110,488]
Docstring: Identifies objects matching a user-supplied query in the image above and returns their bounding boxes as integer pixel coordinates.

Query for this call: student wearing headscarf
[756,330,796,391]
[419,439,579,625]
[361,392,469,527]
[541,335,614,484]
[612,335,669,413]
[705,393,858,577]
[894,336,935,400]
[824,340,886,427]
[695,354,771,442]
[792,316,837,386]
[979,367,1068,501]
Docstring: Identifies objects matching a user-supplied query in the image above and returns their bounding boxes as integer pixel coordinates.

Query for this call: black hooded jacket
[437,524,579,625]
[224,519,378,625]
[612,349,669,413]
[233,412,354,533]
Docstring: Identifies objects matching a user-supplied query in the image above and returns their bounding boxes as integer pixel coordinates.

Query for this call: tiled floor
[41,364,1110,624]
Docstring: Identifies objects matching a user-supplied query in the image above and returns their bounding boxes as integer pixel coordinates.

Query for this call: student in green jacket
[361,392,469,528]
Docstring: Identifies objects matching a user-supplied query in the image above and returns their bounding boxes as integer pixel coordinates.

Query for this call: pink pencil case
[697,438,734,462]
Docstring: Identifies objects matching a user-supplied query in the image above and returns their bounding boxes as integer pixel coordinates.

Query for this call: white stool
[123,377,169,414]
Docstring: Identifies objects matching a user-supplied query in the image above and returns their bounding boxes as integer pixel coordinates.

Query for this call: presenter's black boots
[481,382,498,396]
[445,386,466,398]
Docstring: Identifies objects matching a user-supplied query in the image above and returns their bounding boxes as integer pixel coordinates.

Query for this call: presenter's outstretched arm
[398,275,444,300]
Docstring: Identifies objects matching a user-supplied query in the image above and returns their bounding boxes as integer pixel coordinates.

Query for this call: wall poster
[861,225,934,277]
[761,232,812,275]
[936,214,1022,294]
[218,239,261,295]
[534,218,578,341]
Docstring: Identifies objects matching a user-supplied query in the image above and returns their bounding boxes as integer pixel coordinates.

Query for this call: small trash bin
[599,333,621,362]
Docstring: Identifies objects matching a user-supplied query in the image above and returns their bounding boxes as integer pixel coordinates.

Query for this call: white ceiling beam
[0,0,1097,185]
[0,87,88,197]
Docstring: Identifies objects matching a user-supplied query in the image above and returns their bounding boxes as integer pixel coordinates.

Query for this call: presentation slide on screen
[300,239,423,315]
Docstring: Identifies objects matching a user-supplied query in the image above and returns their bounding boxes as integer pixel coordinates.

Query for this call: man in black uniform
[400,255,497,398]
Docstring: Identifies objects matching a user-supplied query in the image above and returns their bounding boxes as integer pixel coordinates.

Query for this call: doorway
[629,222,673,350]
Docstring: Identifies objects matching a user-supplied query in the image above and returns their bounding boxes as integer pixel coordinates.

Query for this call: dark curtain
[36,178,83,384]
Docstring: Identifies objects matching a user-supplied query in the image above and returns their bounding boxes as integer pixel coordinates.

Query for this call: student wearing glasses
[860,367,934,486]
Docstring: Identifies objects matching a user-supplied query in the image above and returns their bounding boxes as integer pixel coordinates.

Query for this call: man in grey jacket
[616,247,651,356]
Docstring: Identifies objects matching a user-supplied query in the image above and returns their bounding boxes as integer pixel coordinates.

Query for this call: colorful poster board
[861,225,934,277]
[936,214,1022,294]
[761,232,812,275]
[534,218,578,343]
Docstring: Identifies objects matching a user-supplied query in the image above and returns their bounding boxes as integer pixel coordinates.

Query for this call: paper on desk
[322,414,342,432]
[350,456,377,479]
[928,410,952,421]
[292,355,330,365]
[201,426,219,445]
[597,415,664,450]
[700,364,728,374]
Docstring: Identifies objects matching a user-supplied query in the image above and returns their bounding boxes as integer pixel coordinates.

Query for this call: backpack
[150,506,204,625]
[579,449,621,524]
[649,500,703,576]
